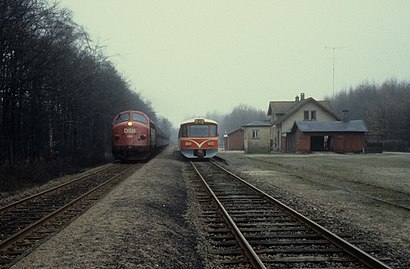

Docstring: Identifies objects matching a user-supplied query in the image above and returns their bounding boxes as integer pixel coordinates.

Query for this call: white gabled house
[267,93,340,151]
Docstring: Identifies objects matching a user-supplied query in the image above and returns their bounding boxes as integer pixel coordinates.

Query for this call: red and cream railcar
[178,118,218,159]
[112,110,168,161]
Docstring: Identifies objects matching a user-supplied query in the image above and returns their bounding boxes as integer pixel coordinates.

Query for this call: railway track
[190,160,392,269]
[0,163,140,268]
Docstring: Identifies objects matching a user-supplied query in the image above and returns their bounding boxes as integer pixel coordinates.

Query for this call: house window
[311,110,316,120]
[252,129,259,138]
[304,110,309,120]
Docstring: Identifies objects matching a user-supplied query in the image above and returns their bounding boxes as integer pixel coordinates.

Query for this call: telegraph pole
[325,46,346,99]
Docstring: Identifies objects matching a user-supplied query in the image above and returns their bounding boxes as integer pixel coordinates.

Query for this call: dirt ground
[9,148,410,268]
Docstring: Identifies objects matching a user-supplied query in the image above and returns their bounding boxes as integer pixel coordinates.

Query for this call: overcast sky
[56,0,410,126]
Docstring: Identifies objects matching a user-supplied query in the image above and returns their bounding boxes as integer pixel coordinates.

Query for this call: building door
[310,135,334,151]
[310,136,324,151]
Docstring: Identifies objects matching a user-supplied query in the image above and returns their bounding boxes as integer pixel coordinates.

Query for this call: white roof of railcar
[180,118,218,125]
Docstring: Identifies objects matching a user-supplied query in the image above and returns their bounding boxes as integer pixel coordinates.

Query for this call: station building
[223,128,244,151]
[242,121,272,154]
[267,93,368,154]
[222,93,368,154]
[268,93,339,151]
[286,120,368,153]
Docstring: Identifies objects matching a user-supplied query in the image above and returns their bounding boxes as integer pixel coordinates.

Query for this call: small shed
[223,128,244,151]
[242,121,272,154]
[286,120,368,153]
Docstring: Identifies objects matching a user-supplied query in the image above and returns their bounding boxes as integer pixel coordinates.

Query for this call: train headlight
[127,121,132,126]
[140,134,146,140]
[185,142,192,147]
[208,142,214,146]
[114,134,120,140]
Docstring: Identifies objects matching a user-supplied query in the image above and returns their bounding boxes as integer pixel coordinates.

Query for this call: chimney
[300,93,305,101]
[342,109,349,122]
[295,95,300,102]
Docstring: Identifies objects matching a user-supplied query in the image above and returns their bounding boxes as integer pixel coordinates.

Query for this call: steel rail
[0,164,135,251]
[0,163,117,214]
[210,160,392,269]
[349,190,410,211]
[190,161,267,269]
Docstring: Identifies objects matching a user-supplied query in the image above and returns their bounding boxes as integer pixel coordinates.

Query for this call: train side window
[132,113,148,124]
[115,113,130,124]
[181,125,188,137]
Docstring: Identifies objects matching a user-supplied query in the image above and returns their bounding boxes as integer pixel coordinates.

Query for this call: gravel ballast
[215,151,410,268]
[9,149,410,268]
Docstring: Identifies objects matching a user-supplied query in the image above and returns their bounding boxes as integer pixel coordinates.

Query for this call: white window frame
[252,129,259,139]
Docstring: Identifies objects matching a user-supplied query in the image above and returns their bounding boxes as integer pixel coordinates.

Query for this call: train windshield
[115,113,130,124]
[181,124,217,137]
[132,113,148,124]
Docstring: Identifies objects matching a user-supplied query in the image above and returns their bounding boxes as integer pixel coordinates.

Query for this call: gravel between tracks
[8,149,410,268]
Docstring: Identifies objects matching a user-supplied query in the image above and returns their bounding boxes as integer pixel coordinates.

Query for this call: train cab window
[115,113,130,124]
[180,124,217,137]
[190,125,209,137]
[132,113,148,124]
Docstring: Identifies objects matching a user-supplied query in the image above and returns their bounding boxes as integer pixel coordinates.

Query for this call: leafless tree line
[0,0,163,188]
[202,104,267,137]
[218,104,267,135]
[330,79,410,151]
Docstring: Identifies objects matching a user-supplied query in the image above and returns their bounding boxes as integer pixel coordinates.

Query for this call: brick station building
[286,120,368,153]
[223,128,244,151]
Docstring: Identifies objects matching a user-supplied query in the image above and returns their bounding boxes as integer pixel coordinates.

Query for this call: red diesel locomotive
[112,110,168,161]
[178,118,218,159]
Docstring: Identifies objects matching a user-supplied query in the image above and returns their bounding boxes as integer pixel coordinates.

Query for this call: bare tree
[0,0,173,190]
[329,79,410,151]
